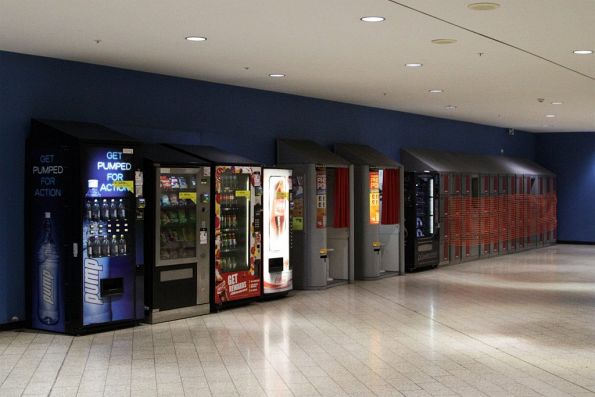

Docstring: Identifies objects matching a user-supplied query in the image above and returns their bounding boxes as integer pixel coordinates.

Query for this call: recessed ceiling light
[468,2,500,11]
[551,101,563,105]
[360,16,385,22]
[405,63,423,68]
[185,36,207,42]
[545,114,556,118]
[573,50,593,55]
[269,73,286,78]
[429,89,444,93]
[445,105,457,110]
[432,39,457,45]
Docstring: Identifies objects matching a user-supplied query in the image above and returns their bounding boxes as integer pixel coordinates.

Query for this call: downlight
[573,50,593,55]
[468,2,500,11]
[405,63,423,68]
[185,36,207,42]
[269,73,286,78]
[360,16,385,22]
[432,39,457,45]
[429,89,444,93]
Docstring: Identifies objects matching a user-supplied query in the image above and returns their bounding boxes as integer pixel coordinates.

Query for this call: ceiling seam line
[385,0,595,82]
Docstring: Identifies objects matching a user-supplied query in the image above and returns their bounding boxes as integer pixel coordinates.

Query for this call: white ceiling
[1,0,594,132]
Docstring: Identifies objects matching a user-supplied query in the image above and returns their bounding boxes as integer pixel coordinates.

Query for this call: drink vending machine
[166,145,265,310]
[27,120,141,334]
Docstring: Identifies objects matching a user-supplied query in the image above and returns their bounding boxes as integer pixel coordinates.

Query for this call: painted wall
[0,50,535,324]
[536,133,595,242]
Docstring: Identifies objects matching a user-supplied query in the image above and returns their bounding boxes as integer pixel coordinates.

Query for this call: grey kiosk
[334,144,405,279]
[277,139,354,289]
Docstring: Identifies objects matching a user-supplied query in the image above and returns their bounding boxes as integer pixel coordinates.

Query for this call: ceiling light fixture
[360,16,385,22]
[573,50,593,55]
[468,2,500,10]
[545,114,556,118]
[429,89,443,93]
[269,73,286,78]
[445,105,457,110]
[551,101,563,105]
[405,63,423,68]
[185,36,207,42]
[432,39,457,45]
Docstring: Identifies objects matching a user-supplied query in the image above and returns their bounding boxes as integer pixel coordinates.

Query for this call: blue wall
[536,133,595,242]
[0,50,536,324]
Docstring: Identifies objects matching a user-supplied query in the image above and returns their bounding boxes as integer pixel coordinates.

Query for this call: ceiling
[1,0,594,132]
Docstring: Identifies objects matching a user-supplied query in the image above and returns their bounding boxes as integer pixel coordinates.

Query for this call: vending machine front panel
[263,168,292,294]
[214,166,262,304]
[81,145,136,327]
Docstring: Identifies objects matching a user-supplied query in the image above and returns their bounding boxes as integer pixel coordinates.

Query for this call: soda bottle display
[117,199,126,219]
[37,212,60,325]
[101,199,110,220]
[118,235,127,256]
[109,199,118,219]
[92,199,100,221]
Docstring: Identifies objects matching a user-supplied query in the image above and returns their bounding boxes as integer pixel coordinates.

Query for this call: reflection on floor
[2,244,595,396]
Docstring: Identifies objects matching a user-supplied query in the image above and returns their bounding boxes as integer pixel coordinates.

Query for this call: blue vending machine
[27,120,142,334]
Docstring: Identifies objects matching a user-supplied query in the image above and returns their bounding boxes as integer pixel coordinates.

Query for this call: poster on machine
[263,169,292,294]
[30,145,67,333]
[81,146,136,326]
[315,166,327,228]
[214,166,262,304]
[369,170,380,224]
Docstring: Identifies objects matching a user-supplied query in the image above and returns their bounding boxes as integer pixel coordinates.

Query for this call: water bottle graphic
[86,179,101,198]
[37,212,60,325]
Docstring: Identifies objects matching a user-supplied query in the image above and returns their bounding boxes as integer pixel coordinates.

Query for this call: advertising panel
[315,166,327,228]
[82,146,136,326]
[369,170,380,224]
[214,166,262,304]
[30,145,67,333]
[263,169,292,294]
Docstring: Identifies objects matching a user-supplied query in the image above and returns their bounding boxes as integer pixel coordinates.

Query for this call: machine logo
[41,269,55,304]
[84,258,103,304]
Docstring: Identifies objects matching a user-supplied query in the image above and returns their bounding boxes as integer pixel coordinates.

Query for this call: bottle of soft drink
[118,235,127,256]
[117,199,126,219]
[110,235,119,256]
[101,236,111,257]
[92,199,100,221]
[92,236,102,258]
[109,199,117,219]
[101,199,110,220]
[37,212,60,325]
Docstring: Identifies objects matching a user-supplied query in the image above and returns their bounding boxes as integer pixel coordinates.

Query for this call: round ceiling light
[269,73,286,78]
[405,63,423,68]
[573,50,593,55]
[360,16,385,22]
[432,38,458,45]
[185,36,207,42]
[467,2,500,11]
[429,89,444,93]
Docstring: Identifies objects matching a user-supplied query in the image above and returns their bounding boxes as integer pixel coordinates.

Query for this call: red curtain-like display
[333,168,350,228]
[381,168,400,224]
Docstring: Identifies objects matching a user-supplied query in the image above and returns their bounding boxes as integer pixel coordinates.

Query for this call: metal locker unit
[450,174,462,264]
[277,139,354,289]
[334,144,405,279]
[140,145,211,323]
[439,173,450,265]
[479,175,491,257]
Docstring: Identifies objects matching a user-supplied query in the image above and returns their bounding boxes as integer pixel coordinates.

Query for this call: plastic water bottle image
[37,212,60,325]
[86,179,101,198]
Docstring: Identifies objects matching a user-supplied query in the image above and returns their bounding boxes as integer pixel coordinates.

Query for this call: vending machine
[262,168,293,295]
[27,120,140,334]
[140,144,211,323]
[166,145,263,310]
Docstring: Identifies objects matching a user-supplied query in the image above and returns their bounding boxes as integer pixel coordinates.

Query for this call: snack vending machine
[262,168,293,295]
[141,144,211,323]
[27,120,140,334]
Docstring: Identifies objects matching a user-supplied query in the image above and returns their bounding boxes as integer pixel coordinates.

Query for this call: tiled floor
[2,244,595,396]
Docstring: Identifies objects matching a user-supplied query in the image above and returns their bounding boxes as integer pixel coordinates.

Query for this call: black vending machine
[405,171,440,271]
[26,120,142,334]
